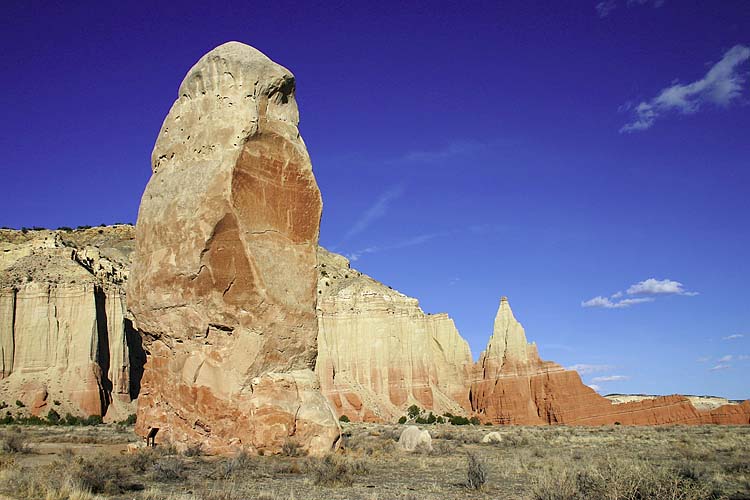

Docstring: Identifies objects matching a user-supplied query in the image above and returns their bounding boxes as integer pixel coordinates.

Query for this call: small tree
[426,412,437,424]
[407,405,421,419]
[398,416,407,424]
[339,414,350,423]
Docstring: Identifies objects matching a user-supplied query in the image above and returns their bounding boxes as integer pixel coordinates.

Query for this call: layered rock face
[469,297,750,425]
[0,226,141,420]
[128,42,339,455]
[315,249,472,422]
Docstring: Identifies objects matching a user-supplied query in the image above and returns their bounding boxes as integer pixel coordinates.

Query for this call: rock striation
[128,42,339,455]
[315,248,473,422]
[0,226,141,421]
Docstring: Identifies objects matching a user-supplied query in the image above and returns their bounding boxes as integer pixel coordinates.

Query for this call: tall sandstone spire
[128,42,339,455]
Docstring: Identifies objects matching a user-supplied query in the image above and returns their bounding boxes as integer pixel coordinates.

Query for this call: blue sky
[1,0,748,399]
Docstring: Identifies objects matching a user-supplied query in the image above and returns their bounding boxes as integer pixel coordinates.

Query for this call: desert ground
[1,422,749,500]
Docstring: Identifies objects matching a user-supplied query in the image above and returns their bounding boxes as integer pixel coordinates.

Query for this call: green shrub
[118,413,137,426]
[426,412,437,424]
[83,415,103,426]
[449,416,470,425]
[64,413,80,425]
[15,400,24,408]
[469,416,481,425]
[407,405,421,419]
[339,414,350,423]
[398,416,407,424]
[46,409,60,424]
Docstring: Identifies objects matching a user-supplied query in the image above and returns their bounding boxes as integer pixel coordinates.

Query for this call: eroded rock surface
[128,42,339,455]
[315,248,473,422]
[0,226,140,420]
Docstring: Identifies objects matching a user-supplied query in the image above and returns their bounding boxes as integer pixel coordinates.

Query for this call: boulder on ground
[398,425,432,452]
[481,431,503,444]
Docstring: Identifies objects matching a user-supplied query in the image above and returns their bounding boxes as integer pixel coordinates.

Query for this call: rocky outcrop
[606,394,743,411]
[397,425,432,452]
[128,42,339,455]
[315,248,472,422]
[469,297,750,426]
[0,226,141,420]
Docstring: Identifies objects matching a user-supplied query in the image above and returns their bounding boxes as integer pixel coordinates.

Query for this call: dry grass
[0,423,748,499]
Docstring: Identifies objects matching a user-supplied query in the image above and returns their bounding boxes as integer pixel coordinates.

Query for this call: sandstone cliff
[0,226,141,421]
[469,297,750,425]
[315,248,473,422]
[128,42,339,455]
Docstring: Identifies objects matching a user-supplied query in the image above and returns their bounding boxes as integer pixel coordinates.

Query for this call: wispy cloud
[710,364,731,371]
[723,334,745,341]
[567,363,613,375]
[595,0,617,17]
[541,343,576,352]
[621,45,750,132]
[340,184,405,243]
[596,0,664,18]
[718,355,734,363]
[592,375,630,382]
[583,277,698,309]
[696,356,711,363]
[581,296,654,309]
[626,278,698,296]
[398,141,484,164]
[346,231,446,262]
[588,384,602,392]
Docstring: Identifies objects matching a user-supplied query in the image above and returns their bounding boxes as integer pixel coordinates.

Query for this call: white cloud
[341,184,404,243]
[710,364,731,371]
[723,334,745,340]
[567,364,613,375]
[696,356,711,363]
[588,384,602,392]
[621,45,750,132]
[583,277,698,309]
[626,278,697,296]
[718,355,733,363]
[581,295,654,308]
[592,375,630,382]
